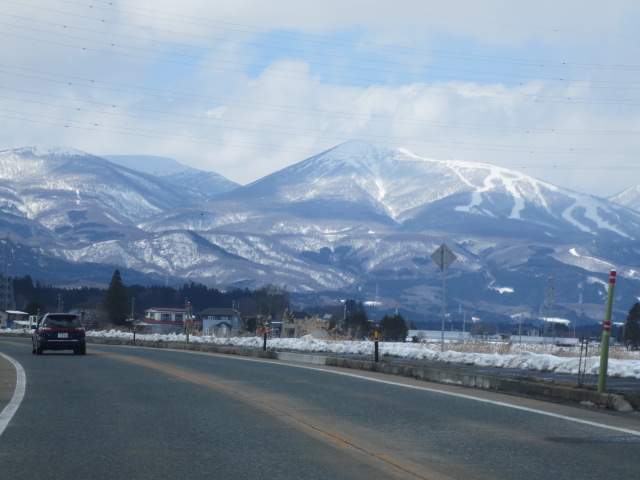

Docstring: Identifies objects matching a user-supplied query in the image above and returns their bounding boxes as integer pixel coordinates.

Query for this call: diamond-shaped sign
[431,244,456,271]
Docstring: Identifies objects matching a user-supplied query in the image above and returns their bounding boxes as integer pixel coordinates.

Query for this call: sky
[1,0,639,197]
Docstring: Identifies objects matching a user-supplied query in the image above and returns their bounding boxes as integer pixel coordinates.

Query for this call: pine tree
[623,302,640,350]
[104,270,129,326]
[379,313,409,342]
[344,311,369,338]
[342,300,369,338]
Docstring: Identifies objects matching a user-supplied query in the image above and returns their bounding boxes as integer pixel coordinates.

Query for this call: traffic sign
[431,244,456,271]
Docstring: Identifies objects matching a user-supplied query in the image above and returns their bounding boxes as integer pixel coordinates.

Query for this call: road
[1,337,639,480]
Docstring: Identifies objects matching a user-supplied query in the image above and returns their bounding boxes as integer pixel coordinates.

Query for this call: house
[135,307,200,334]
[143,307,187,323]
[199,307,243,335]
[0,310,29,329]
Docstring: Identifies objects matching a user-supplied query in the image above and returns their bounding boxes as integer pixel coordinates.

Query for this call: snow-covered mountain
[205,141,640,240]
[0,147,227,245]
[610,185,640,212]
[103,155,239,201]
[1,142,638,323]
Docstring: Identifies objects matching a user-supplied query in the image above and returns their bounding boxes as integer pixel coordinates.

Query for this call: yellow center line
[96,349,438,480]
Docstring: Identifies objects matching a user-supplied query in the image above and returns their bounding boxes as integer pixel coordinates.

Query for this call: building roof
[199,307,238,316]
[144,307,187,313]
[135,318,201,326]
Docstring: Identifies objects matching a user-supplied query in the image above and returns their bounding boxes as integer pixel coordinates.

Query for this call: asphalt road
[1,337,640,480]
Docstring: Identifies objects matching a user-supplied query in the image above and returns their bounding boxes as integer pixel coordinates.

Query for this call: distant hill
[102,154,240,201]
[1,142,638,325]
[610,185,640,212]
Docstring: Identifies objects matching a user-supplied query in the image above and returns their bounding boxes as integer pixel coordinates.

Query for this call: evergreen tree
[23,300,46,316]
[623,302,640,350]
[379,313,409,342]
[342,300,369,338]
[104,270,129,326]
[344,311,369,338]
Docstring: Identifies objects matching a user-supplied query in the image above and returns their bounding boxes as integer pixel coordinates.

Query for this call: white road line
[0,352,26,437]
[98,345,640,437]
[313,367,640,437]
[159,348,640,437]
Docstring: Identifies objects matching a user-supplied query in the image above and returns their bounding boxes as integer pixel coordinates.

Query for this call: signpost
[431,244,457,352]
[597,271,616,393]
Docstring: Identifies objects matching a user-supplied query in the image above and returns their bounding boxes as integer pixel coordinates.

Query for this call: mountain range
[1,142,638,325]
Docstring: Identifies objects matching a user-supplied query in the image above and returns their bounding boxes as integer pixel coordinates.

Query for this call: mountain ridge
[1,142,638,324]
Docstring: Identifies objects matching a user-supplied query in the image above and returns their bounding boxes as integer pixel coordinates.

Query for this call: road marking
[152,347,640,437]
[97,350,434,479]
[288,363,640,437]
[94,344,640,437]
[0,352,26,437]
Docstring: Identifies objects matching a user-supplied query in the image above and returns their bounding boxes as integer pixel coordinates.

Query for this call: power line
[3,80,640,138]
[4,0,640,79]
[1,0,638,175]
[61,0,640,64]
[4,109,640,162]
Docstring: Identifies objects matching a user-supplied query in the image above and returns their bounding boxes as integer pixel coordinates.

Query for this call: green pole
[597,271,616,393]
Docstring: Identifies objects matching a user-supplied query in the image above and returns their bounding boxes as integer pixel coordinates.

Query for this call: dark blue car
[32,313,86,355]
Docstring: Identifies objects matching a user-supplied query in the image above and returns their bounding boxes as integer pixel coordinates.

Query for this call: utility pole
[185,301,192,344]
[342,302,347,331]
[0,236,15,311]
[543,276,555,339]
[463,311,466,334]
[598,271,617,393]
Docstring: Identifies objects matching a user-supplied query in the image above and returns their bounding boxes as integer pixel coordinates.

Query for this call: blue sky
[1,0,639,196]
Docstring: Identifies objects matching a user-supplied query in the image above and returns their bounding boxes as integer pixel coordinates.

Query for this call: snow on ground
[5,328,640,379]
[90,330,640,379]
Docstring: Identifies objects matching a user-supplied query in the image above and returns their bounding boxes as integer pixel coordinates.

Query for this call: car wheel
[36,342,43,355]
[31,341,36,354]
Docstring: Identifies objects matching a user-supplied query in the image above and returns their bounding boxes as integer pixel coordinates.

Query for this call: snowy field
[4,328,640,379]
[90,329,640,379]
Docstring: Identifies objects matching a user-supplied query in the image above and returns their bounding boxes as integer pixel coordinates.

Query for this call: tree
[379,313,409,342]
[103,270,129,326]
[251,284,290,319]
[623,302,640,350]
[342,300,369,338]
[23,300,46,316]
[344,312,369,338]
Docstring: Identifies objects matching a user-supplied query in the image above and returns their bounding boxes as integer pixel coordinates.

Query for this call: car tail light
[39,326,51,332]
[76,327,86,333]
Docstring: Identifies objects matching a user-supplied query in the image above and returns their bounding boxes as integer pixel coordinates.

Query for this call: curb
[323,356,634,412]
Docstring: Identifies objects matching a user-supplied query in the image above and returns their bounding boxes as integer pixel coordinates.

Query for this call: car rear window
[42,316,82,329]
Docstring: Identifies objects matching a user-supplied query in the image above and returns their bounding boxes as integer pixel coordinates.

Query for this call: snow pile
[89,330,640,379]
[5,328,640,379]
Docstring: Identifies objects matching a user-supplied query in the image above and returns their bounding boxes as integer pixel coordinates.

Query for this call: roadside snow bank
[3,328,639,379]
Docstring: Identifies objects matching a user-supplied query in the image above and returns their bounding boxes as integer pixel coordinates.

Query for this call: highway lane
[1,337,639,480]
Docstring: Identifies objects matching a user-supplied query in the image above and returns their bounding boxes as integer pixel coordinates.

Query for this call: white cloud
[1,0,639,196]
